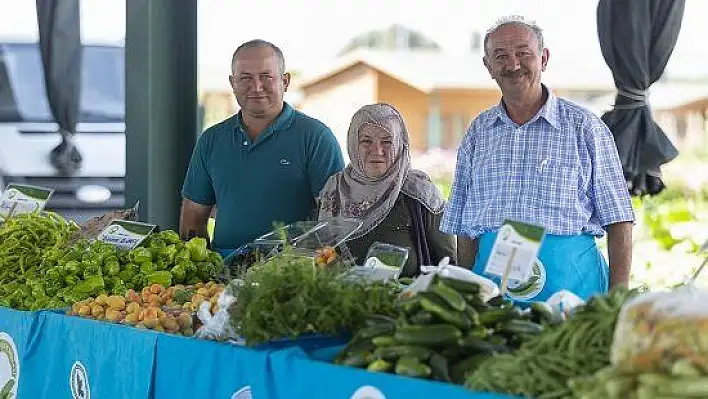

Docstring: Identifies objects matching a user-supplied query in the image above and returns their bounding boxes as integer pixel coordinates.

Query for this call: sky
[0,0,706,82]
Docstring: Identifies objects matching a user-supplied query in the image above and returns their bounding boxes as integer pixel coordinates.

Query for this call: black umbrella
[597,0,686,196]
[36,0,83,175]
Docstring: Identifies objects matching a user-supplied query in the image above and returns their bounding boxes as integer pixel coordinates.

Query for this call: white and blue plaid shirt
[441,88,635,239]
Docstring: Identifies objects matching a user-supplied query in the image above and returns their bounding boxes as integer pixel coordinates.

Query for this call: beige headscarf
[318,103,445,240]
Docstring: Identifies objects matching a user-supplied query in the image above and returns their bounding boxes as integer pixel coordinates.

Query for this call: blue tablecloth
[0,306,522,399]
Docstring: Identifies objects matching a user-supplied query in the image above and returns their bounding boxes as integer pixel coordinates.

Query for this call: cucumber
[394,324,462,346]
[657,377,708,397]
[466,326,489,339]
[395,355,432,378]
[500,319,544,335]
[529,301,555,324]
[409,310,435,325]
[335,338,375,363]
[396,295,422,315]
[438,277,481,294]
[365,314,397,328]
[340,351,371,367]
[458,336,511,354]
[420,296,472,330]
[478,307,520,326]
[463,305,480,326]
[358,323,396,339]
[367,359,393,373]
[430,281,467,312]
[372,335,398,347]
[374,345,432,361]
[450,354,488,384]
[486,295,506,307]
[429,352,452,382]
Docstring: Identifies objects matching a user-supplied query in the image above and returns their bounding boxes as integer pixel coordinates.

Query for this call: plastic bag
[401,258,500,303]
[611,286,708,372]
[364,242,409,271]
[194,284,239,342]
[545,290,586,319]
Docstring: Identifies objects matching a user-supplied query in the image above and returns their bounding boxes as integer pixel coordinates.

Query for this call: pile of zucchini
[334,275,554,384]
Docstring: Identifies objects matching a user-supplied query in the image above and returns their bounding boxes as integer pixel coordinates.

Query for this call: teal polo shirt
[182,103,344,252]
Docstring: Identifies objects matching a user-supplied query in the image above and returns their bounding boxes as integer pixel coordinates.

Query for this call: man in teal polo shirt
[180,40,344,255]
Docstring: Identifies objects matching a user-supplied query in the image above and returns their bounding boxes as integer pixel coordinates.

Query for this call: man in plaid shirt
[441,16,634,302]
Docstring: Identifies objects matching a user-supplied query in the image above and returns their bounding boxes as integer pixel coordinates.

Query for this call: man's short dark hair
[231,39,286,74]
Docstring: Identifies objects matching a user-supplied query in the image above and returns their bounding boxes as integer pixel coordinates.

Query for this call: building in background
[295,23,617,154]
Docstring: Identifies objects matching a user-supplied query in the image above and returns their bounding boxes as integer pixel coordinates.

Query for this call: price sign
[0,183,54,222]
[484,220,545,294]
[96,220,156,250]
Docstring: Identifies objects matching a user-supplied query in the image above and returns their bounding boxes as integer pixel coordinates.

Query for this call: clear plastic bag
[611,286,708,372]
[194,283,240,342]
[364,242,409,271]
[400,259,500,303]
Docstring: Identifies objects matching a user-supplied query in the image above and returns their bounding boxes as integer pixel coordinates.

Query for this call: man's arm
[306,126,345,197]
[457,236,479,269]
[606,221,632,288]
[179,198,213,241]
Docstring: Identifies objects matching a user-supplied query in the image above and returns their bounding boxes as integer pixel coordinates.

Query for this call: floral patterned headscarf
[318,103,445,240]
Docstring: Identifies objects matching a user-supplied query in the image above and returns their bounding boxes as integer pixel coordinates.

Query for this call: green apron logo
[0,333,19,399]
[507,259,547,301]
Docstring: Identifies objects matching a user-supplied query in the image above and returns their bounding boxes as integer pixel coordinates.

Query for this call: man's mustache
[502,69,528,78]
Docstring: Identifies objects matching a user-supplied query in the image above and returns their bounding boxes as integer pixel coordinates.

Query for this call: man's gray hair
[231,39,286,74]
[483,15,545,55]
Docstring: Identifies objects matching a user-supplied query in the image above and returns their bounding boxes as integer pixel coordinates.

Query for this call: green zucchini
[500,319,545,335]
[529,301,555,324]
[372,335,398,347]
[374,345,432,361]
[466,326,490,339]
[430,281,467,311]
[367,359,393,373]
[478,307,520,326]
[429,352,452,382]
[396,295,422,315]
[394,324,462,346]
[450,354,489,384]
[420,296,472,330]
[486,295,506,307]
[458,336,512,354]
[409,310,435,325]
[358,323,396,339]
[438,277,481,294]
[335,338,375,363]
[340,351,371,367]
[463,305,480,325]
[365,314,397,328]
[395,356,432,378]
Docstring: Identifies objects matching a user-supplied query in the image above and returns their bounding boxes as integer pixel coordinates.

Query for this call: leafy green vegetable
[230,248,400,345]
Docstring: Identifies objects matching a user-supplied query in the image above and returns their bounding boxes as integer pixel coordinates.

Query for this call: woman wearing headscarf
[318,103,456,276]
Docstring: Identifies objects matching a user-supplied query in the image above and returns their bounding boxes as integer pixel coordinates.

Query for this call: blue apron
[473,232,609,305]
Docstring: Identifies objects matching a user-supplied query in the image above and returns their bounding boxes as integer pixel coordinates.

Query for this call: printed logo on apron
[507,258,546,301]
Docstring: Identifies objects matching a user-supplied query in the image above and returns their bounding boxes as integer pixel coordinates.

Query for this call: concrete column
[125,0,198,230]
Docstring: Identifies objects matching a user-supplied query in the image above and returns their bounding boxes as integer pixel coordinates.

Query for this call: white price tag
[0,183,54,222]
[484,220,545,294]
[96,220,156,250]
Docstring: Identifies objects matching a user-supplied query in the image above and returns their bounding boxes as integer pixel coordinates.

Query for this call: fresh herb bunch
[229,246,400,345]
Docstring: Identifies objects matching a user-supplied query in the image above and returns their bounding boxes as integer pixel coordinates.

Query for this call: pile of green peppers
[0,230,224,311]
